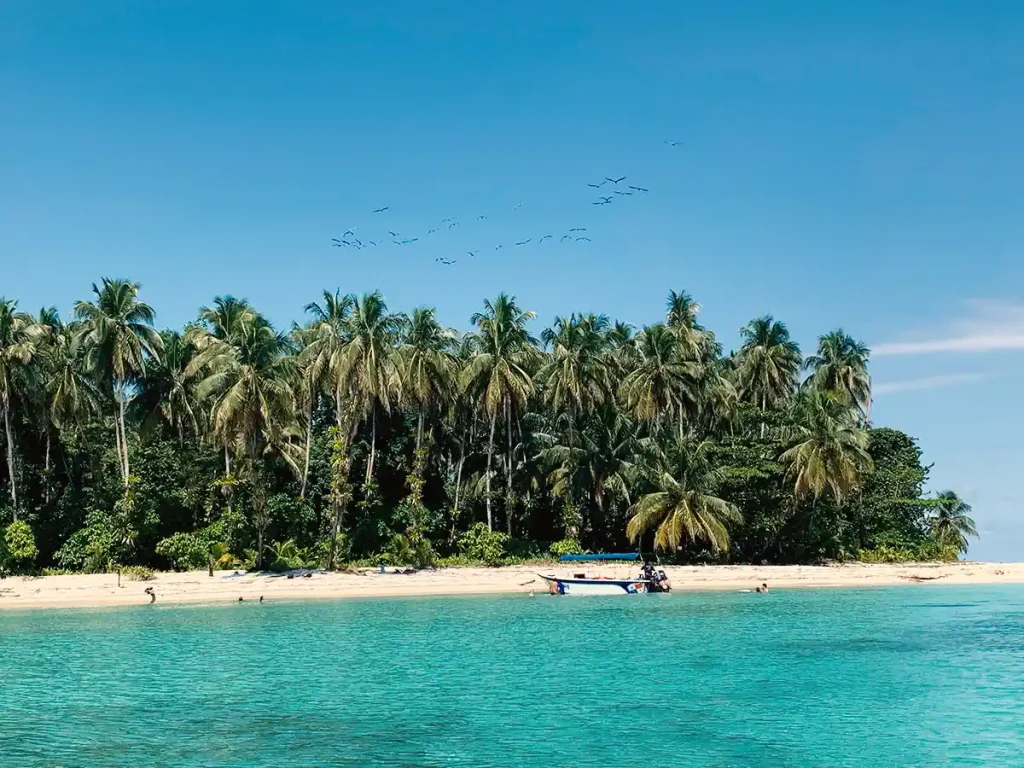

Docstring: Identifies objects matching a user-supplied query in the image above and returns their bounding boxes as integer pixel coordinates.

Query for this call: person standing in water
[144,587,156,603]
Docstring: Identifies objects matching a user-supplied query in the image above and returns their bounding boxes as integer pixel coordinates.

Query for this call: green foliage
[155,522,229,571]
[1,521,39,572]
[549,537,586,557]
[857,541,959,563]
[120,565,156,581]
[458,523,510,565]
[0,282,969,572]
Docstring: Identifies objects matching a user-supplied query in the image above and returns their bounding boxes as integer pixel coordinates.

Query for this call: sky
[2,1,1023,559]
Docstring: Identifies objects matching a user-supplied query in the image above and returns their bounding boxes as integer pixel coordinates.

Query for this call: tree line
[0,279,977,573]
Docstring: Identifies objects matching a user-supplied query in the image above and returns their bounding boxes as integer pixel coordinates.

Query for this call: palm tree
[74,278,163,488]
[543,404,644,539]
[0,299,47,514]
[804,330,871,415]
[626,438,741,554]
[780,389,872,503]
[665,289,706,359]
[289,323,318,498]
[191,310,299,475]
[929,491,977,554]
[132,330,201,444]
[734,315,802,415]
[539,313,615,420]
[619,323,699,436]
[461,294,538,531]
[396,307,456,451]
[302,289,356,428]
[335,292,401,486]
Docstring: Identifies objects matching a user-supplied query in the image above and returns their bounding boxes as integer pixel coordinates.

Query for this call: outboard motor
[641,561,672,593]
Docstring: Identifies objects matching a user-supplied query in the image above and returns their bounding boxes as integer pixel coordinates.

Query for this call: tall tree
[734,315,802,414]
[132,330,201,444]
[619,323,699,436]
[540,313,614,420]
[626,438,741,554]
[74,279,163,488]
[929,491,978,554]
[804,330,871,416]
[397,307,456,451]
[461,294,537,531]
[191,310,298,474]
[665,289,706,359]
[780,390,872,503]
[302,290,356,428]
[0,299,47,515]
[335,292,401,486]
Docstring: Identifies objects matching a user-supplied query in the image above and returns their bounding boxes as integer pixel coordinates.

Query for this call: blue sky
[2,1,1023,558]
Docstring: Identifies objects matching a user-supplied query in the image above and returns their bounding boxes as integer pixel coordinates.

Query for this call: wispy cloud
[875,299,1024,356]
[873,373,986,395]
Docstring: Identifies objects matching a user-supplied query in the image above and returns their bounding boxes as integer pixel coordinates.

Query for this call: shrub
[2,521,39,572]
[857,542,959,563]
[549,538,586,557]
[120,565,155,581]
[155,522,228,571]
[457,523,509,566]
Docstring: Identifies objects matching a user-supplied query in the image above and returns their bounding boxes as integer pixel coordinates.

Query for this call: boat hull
[540,575,648,596]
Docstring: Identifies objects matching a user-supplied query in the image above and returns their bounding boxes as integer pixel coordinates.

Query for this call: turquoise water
[1,586,1023,767]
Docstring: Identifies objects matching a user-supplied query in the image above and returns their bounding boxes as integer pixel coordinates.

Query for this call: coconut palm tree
[780,389,872,503]
[335,291,402,486]
[132,330,201,444]
[0,299,47,514]
[626,438,741,554]
[734,315,802,414]
[665,289,706,359]
[929,491,977,554]
[804,330,871,415]
[619,323,700,436]
[74,278,163,488]
[539,313,615,420]
[396,307,456,451]
[302,289,356,427]
[192,310,299,475]
[461,294,538,531]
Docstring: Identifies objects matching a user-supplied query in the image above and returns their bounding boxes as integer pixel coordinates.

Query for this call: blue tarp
[559,553,642,562]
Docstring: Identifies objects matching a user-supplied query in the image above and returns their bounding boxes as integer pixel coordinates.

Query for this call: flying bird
[372,206,390,213]
[628,186,649,193]
[400,238,418,245]
[664,140,681,147]
[605,176,627,184]
[614,190,633,196]
[367,240,379,247]
[593,197,613,205]
[393,240,403,245]
[514,202,524,210]
[388,230,400,237]
[575,236,592,242]
[467,250,478,257]
[569,228,587,232]
[477,215,488,220]
[448,221,459,229]
[440,258,457,265]
[495,244,505,250]
[515,239,531,246]
[539,235,553,242]
[343,227,358,236]
[560,235,573,242]
[587,182,606,189]
[427,228,438,234]
[332,242,342,247]
[441,217,454,223]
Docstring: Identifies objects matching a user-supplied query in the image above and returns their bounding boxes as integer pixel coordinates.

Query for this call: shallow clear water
[1,585,1023,767]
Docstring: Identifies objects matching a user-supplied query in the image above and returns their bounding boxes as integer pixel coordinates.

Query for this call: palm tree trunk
[365,406,377,486]
[505,397,513,537]
[300,392,313,498]
[485,411,497,531]
[44,425,52,504]
[3,398,18,518]
[116,379,130,486]
[416,411,425,453]
[224,448,233,516]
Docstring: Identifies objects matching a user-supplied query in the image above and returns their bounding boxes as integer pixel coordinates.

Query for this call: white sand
[1,561,1022,610]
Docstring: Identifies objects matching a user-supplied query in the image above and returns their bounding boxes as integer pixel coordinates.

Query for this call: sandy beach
[0,561,1021,610]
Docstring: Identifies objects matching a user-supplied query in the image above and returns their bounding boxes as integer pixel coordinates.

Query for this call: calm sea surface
[1,585,1022,767]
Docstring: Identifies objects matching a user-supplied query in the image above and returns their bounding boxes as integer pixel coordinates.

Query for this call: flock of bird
[331,141,681,266]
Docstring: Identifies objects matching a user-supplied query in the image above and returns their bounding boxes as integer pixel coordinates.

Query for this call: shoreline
[1,561,1022,611]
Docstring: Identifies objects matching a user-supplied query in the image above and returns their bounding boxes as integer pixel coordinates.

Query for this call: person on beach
[259,595,264,603]
[762,583,769,593]
[144,587,156,603]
